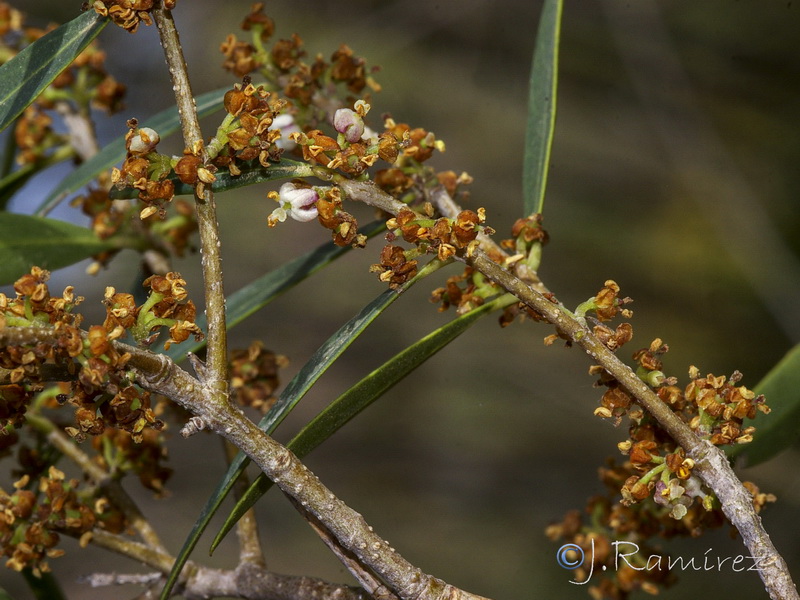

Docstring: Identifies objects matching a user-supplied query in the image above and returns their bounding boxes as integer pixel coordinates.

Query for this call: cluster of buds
[229,341,287,413]
[209,80,287,175]
[0,467,122,575]
[220,4,379,106]
[371,208,489,289]
[112,120,177,218]
[91,426,172,495]
[0,268,201,441]
[91,0,176,34]
[431,267,503,314]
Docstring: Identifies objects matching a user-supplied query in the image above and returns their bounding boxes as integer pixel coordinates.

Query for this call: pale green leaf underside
[522,0,562,216]
[0,10,107,134]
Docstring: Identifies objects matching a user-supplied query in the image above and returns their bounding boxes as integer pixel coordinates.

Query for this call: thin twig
[222,438,266,567]
[152,1,229,391]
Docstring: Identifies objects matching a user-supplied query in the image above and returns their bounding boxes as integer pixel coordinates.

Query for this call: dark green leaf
[0,10,107,134]
[107,159,314,200]
[522,0,563,216]
[36,87,230,216]
[727,344,800,467]
[0,213,120,285]
[211,293,514,553]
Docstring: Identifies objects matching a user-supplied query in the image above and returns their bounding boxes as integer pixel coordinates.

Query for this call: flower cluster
[211,80,287,174]
[0,467,121,575]
[229,341,287,413]
[431,267,502,314]
[91,426,172,495]
[92,0,176,34]
[548,459,775,599]
[220,3,379,107]
[545,283,774,598]
[0,268,202,440]
[370,208,490,289]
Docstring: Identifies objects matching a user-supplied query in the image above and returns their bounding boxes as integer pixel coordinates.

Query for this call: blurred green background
[4,1,800,599]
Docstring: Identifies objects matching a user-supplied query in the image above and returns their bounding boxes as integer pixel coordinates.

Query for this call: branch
[152,1,228,391]
[87,530,370,600]
[337,179,799,600]
[0,326,491,600]
[222,438,266,567]
[126,346,492,600]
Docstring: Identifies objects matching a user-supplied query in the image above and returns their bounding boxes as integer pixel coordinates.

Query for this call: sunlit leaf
[0,213,120,285]
[35,87,230,216]
[0,10,107,134]
[727,344,800,467]
[522,0,562,216]
[210,293,515,553]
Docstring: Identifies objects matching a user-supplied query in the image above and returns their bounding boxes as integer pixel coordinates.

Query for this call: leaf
[522,0,563,216]
[21,569,66,600]
[727,344,800,467]
[35,86,230,216]
[0,213,119,285]
[158,262,433,600]
[0,10,107,134]
[210,293,515,553]
[162,219,386,362]
[107,159,315,200]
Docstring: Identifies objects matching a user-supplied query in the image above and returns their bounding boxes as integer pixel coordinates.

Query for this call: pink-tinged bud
[333,108,365,143]
[127,127,160,155]
[279,182,319,222]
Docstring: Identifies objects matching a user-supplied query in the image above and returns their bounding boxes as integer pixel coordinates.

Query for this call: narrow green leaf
[36,86,230,216]
[0,10,107,134]
[163,219,386,362]
[210,293,515,553]
[21,569,66,600]
[107,159,314,200]
[0,213,119,285]
[522,0,563,216]
[727,344,800,467]
[158,262,432,600]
